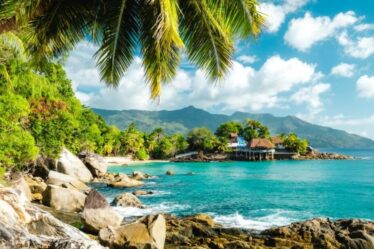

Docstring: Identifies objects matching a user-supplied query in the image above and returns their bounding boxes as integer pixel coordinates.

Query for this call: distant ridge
[92,106,374,149]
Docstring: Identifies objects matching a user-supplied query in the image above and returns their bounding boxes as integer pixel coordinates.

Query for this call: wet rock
[99,214,166,249]
[24,175,47,202]
[166,170,174,176]
[81,190,122,234]
[112,192,144,208]
[42,185,86,212]
[57,148,93,182]
[132,171,152,180]
[133,190,154,196]
[107,173,144,188]
[47,170,89,191]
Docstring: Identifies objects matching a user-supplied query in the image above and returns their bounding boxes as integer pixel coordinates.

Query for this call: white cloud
[237,55,257,64]
[65,42,323,113]
[331,63,355,77]
[291,83,331,117]
[337,32,374,59]
[357,75,374,98]
[284,11,358,51]
[260,0,309,33]
[354,23,374,32]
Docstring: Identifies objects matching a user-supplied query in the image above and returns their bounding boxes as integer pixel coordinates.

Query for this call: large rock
[132,171,151,180]
[112,192,144,208]
[9,172,32,201]
[42,185,86,212]
[57,148,93,182]
[81,190,122,234]
[107,173,144,188]
[47,170,89,191]
[84,156,107,177]
[0,187,105,249]
[99,214,166,249]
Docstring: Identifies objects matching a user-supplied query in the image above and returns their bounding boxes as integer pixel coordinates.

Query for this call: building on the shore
[248,138,275,160]
[228,133,247,149]
[271,136,285,150]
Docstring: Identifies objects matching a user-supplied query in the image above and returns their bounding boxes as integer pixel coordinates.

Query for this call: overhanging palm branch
[0,0,265,98]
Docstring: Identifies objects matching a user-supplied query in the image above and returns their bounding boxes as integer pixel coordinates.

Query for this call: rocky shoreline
[1,148,372,249]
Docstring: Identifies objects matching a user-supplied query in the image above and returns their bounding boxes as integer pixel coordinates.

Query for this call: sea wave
[213,209,309,231]
[113,202,189,218]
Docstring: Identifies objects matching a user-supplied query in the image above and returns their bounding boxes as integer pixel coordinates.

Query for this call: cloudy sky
[65,0,374,139]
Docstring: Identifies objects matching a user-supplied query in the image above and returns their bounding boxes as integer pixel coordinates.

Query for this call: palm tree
[0,0,265,98]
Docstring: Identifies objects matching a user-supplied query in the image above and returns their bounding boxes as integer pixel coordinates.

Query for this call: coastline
[2,148,373,249]
[101,156,168,166]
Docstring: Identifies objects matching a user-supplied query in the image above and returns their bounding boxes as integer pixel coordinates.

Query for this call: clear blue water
[94,149,374,230]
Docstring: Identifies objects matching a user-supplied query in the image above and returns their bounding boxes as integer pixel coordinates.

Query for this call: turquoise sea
[94,149,374,230]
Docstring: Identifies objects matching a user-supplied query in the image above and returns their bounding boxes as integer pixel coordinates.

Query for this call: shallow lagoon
[95,149,374,230]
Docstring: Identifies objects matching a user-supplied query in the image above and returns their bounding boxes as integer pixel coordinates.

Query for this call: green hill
[92,106,374,149]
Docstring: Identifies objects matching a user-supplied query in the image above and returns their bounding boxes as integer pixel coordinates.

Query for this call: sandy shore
[101,156,168,166]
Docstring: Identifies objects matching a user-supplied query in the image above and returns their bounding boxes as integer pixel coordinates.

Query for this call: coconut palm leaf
[179,0,233,80]
[0,0,266,98]
[140,0,183,98]
[94,0,139,86]
[216,0,265,38]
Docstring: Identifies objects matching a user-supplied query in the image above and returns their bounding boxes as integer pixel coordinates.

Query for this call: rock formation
[81,189,123,234]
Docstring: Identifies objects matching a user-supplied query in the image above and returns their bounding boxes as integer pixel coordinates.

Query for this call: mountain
[92,106,374,149]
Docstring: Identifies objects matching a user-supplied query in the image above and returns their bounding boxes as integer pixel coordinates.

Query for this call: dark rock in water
[133,190,154,196]
[84,189,108,209]
[166,170,174,176]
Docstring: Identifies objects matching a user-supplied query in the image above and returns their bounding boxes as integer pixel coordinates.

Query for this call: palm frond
[179,0,233,80]
[95,0,139,86]
[216,0,265,38]
[25,0,94,62]
[140,0,183,99]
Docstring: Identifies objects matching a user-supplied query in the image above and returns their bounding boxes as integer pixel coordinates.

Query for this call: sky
[64,0,374,139]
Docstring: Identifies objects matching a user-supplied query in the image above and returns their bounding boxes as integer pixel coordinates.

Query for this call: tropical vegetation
[0,0,265,98]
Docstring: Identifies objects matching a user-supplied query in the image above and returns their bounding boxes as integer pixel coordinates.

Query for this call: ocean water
[94,149,374,230]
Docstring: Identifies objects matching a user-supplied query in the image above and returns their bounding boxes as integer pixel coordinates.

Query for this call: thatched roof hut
[248,138,275,149]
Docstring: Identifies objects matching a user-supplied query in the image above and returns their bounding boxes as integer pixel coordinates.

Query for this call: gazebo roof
[249,138,275,149]
[271,136,284,145]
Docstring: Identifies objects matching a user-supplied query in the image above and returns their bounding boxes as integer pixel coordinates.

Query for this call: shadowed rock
[81,190,122,234]
[84,189,109,209]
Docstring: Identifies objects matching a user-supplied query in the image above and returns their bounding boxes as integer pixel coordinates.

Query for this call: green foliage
[120,123,148,159]
[215,121,243,139]
[0,0,265,98]
[241,119,270,141]
[283,133,309,154]
[136,148,149,161]
[187,127,218,153]
[0,32,122,167]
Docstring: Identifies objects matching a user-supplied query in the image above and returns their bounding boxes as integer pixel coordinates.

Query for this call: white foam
[113,202,189,218]
[214,210,305,231]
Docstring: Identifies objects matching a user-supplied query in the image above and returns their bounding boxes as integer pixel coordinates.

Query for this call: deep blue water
[95,149,374,230]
